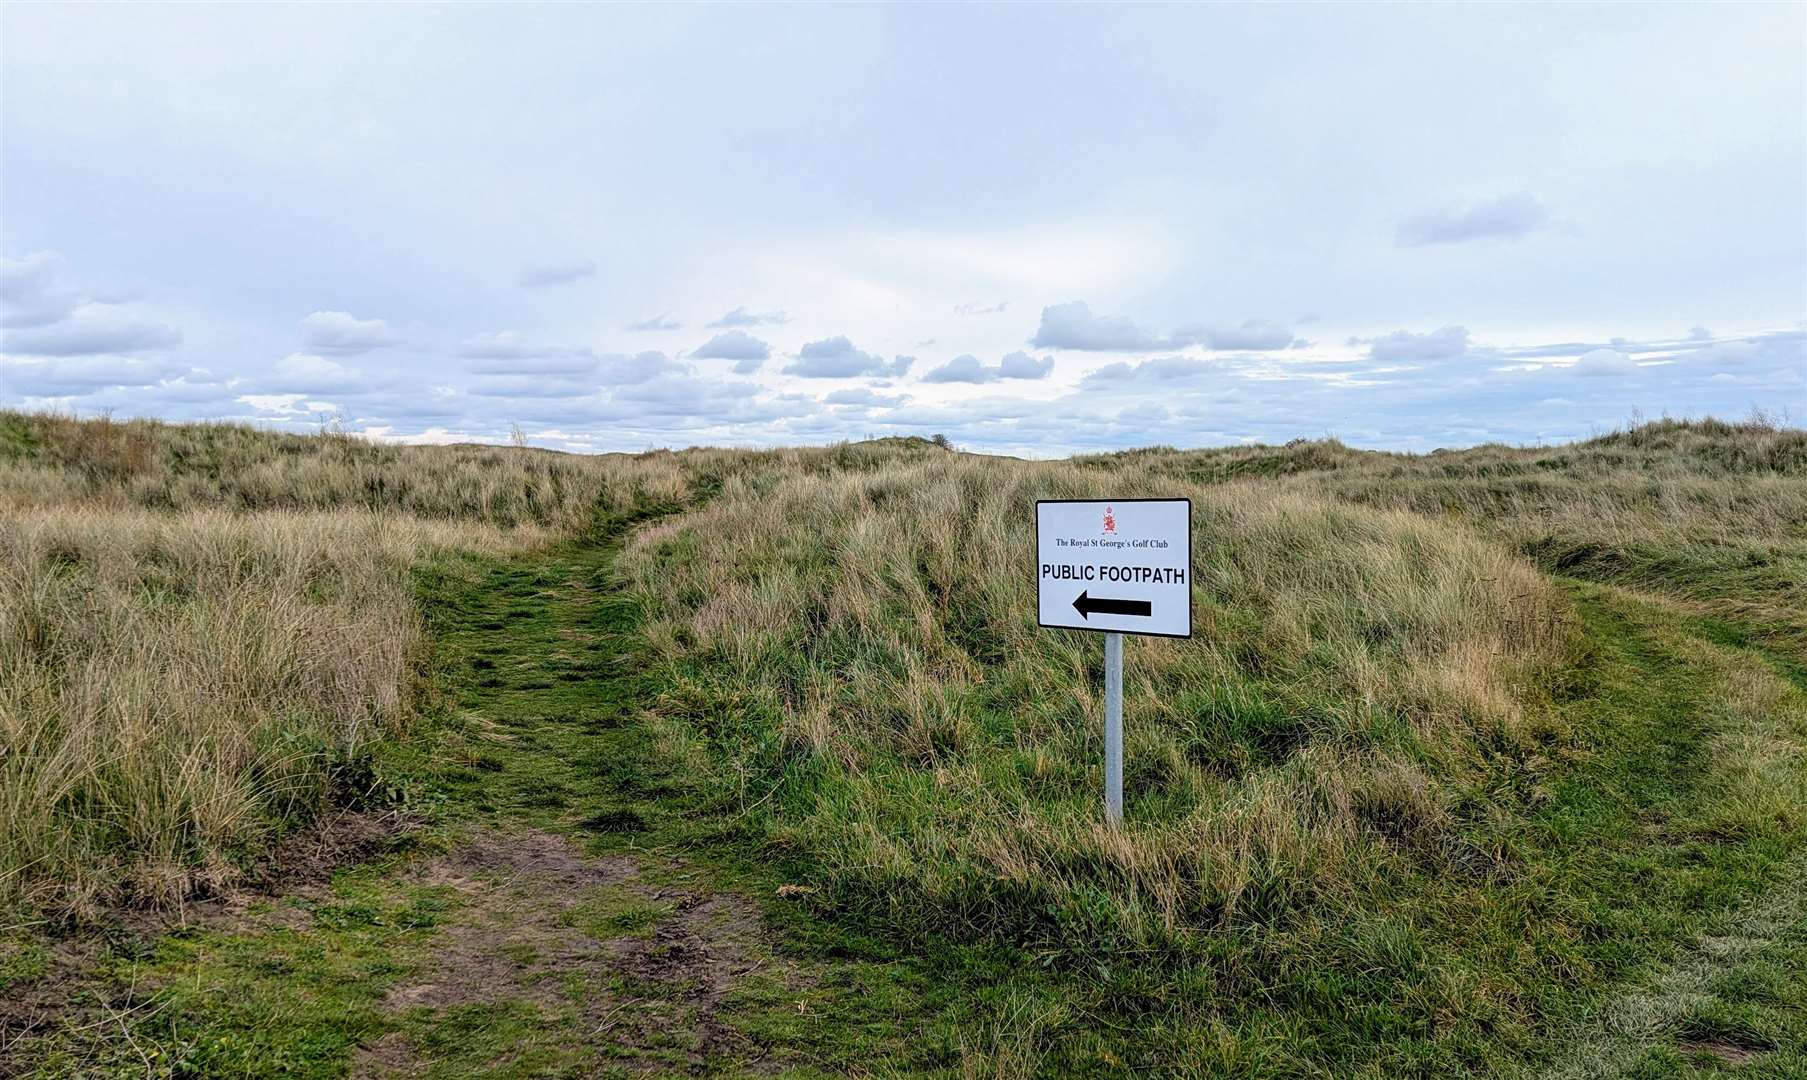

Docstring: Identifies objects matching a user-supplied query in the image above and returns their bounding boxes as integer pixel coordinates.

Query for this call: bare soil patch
[1,809,410,1075]
[356,827,801,1076]
[0,941,101,1079]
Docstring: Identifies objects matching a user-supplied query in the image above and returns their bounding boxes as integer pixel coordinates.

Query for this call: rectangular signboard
[1036,498,1192,638]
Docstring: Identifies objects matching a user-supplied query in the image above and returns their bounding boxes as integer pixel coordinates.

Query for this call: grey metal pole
[1104,631,1123,824]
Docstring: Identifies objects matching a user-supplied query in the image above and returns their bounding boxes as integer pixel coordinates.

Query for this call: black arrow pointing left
[1072,590,1152,619]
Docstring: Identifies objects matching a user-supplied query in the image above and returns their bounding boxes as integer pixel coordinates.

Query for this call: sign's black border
[1034,498,1193,639]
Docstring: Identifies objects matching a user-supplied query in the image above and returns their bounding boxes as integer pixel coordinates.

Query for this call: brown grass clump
[0,508,529,915]
[0,409,691,916]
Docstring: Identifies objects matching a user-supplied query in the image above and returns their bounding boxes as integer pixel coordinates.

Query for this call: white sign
[1036,499,1192,639]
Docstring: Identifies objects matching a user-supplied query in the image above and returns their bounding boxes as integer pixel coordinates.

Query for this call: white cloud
[921,354,991,383]
[238,393,311,414]
[1,251,82,329]
[458,332,599,374]
[299,310,398,354]
[1571,348,1639,377]
[1365,326,1471,362]
[0,356,186,393]
[1030,301,1166,352]
[823,387,908,407]
[997,350,1055,379]
[1083,355,1216,383]
[596,350,687,386]
[956,301,1008,316]
[707,306,788,328]
[464,375,597,399]
[922,350,1055,383]
[1,308,181,356]
[270,352,365,391]
[0,251,180,361]
[691,329,771,371]
[784,336,912,378]
[1187,319,1296,351]
[518,260,597,288]
[1397,192,1570,247]
[626,314,680,331]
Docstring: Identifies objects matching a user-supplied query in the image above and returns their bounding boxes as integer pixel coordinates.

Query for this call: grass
[1,409,1803,1076]
[0,410,696,917]
[622,457,1572,955]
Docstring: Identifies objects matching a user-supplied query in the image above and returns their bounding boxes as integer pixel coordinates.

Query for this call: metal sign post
[1035,498,1192,825]
[1104,631,1124,823]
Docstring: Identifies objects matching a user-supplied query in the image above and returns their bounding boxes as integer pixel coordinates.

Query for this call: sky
[2,3,1803,456]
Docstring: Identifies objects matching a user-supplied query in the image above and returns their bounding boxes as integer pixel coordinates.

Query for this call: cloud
[1688,325,1713,341]
[1030,300,1166,351]
[517,260,597,288]
[0,356,188,394]
[956,301,1009,316]
[1365,326,1471,362]
[457,332,599,375]
[1397,192,1567,247]
[997,350,1055,379]
[238,393,314,415]
[1,309,182,357]
[784,336,911,378]
[691,329,771,372]
[1686,340,1759,368]
[596,350,687,386]
[270,352,366,392]
[612,372,760,415]
[1571,348,1639,377]
[0,252,181,362]
[464,375,598,400]
[823,387,908,407]
[707,306,789,328]
[1083,355,1216,383]
[1670,330,1803,372]
[1,251,82,329]
[921,354,991,383]
[922,350,1055,383]
[299,310,398,354]
[1184,319,1296,351]
[626,314,680,332]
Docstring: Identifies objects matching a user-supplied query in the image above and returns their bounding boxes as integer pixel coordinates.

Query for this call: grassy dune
[2,410,1803,1076]
[624,456,1571,950]
[0,412,683,915]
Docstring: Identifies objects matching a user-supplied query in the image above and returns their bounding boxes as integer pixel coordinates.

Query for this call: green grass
[6,506,984,1076]
[3,415,1804,1077]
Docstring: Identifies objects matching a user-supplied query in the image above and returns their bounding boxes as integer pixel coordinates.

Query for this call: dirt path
[5,515,928,1077]
[339,521,818,1075]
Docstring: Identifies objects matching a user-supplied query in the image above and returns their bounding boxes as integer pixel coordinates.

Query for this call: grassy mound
[0,411,686,916]
[0,410,685,528]
[622,455,1572,950]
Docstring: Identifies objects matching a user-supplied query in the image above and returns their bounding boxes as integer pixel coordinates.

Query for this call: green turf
[7,492,1804,1077]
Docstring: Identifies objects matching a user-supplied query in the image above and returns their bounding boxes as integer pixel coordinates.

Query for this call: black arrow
[1072,590,1152,619]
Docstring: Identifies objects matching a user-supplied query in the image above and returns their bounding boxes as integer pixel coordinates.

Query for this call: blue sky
[3,3,1803,455]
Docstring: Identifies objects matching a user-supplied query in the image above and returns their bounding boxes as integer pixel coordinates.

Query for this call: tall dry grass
[621,455,1571,944]
[0,508,532,915]
[0,410,689,527]
[1088,416,1807,644]
[0,410,690,916]
[618,417,1806,957]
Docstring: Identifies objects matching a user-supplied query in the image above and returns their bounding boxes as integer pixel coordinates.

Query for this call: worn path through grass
[1512,580,1807,1079]
[7,496,1807,1078]
[6,511,962,1078]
